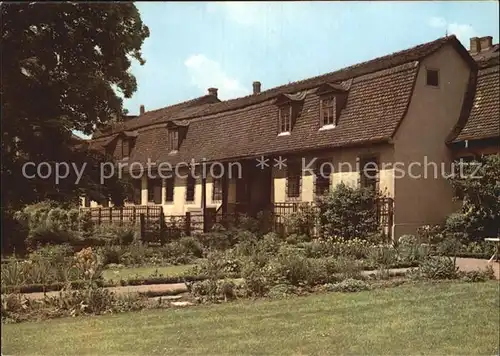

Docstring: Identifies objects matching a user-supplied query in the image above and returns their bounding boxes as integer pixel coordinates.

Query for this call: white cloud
[428,16,447,29]
[184,54,249,100]
[427,17,475,46]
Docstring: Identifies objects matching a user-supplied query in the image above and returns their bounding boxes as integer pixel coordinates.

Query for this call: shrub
[199,230,235,251]
[398,234,418,246]
[459,267,495,282]
[28,244,74,264]
[416,256,459,280]
[190,251,240,279]
[178,236,204,258]
[327,278,370,293]
[416,224,445,244]
[99,245,124,265]
[366,245,399,267]
[284,204,318,237]
[302,237,371,259]
[188,278,237,303]
[267,284,295,299]
[241,261,270,297]
[94,224,137,245]
[14,202,86,249]
[316,183,382,240]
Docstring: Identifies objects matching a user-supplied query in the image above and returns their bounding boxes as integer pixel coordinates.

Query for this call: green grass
[2,282,499,355]
[102,264,195,281]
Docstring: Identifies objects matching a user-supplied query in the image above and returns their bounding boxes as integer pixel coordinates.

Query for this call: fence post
[98,207,102,225]
[120,207,123,226]
[133,206,136,225]
[185,212,191,236]
[159,209,165,245]
[109,207,112,223]
[139,213,146,242]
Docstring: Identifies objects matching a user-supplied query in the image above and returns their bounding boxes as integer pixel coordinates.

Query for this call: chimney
[252,81,261,95]
[479,36,493,51]
[207,87,218,98]
[470,37,481,54]
[139,104,145,115]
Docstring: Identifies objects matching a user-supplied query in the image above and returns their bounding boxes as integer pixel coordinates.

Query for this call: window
[360,156,379,191]
[287,161,301,199]
[147,178,162,204]
[168,129,179,152]
[121,139,130,158]
[426,69,439,87]
[320,96,336,127]
[278,105,292,134]
[126,178,142,204]
[186,175,196,202]
[315,159,332,197]
[164,177,174,203]
[212,165,223,202]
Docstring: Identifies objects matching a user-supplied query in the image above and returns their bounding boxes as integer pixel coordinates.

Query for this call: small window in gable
[278,105,292,134]
[168,129,179,152]
[320,96,336,127]
[426,69,439,87]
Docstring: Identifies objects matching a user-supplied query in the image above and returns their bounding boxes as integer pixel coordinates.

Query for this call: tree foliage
[447,154,500,240]
[1,2,149,210]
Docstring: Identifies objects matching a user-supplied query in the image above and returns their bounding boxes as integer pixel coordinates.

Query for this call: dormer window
[168,129,179,152]
[121,138,131,158]
[320,96,336,127]
[278,105,292,134]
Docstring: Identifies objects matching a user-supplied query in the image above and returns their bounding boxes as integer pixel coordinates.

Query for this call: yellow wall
[392,43,471,237]
[272,145,395,203]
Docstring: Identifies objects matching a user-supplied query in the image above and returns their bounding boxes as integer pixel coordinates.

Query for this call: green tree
[1,2,149,209]
[447,154,500,240]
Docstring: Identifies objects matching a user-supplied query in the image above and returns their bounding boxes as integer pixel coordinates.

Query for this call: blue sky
[76,1,499,138]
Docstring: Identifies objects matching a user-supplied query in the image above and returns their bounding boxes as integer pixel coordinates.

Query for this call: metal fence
[80,198,394,244]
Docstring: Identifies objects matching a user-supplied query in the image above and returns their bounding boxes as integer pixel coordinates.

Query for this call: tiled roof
[453,63,500,142]
[89,35,477,165]
[93,94,220,138]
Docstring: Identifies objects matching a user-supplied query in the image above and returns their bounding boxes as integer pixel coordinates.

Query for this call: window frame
[185,175,196,203]
[319,95,336,127]
[426,68,439,87]
[286,160,302,200]
[278,104,292,134]
[147,177,162,204]
[168,129,179,152]
[314,158,332,197]
[164,177,175,203]
[359,156,380,191]
[211,165,223,202]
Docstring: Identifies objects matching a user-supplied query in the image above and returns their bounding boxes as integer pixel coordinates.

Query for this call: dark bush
[316,182,382,240]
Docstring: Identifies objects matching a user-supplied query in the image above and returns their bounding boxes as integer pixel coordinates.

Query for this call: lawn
[2,282,499,355]
[101,264,195,281]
